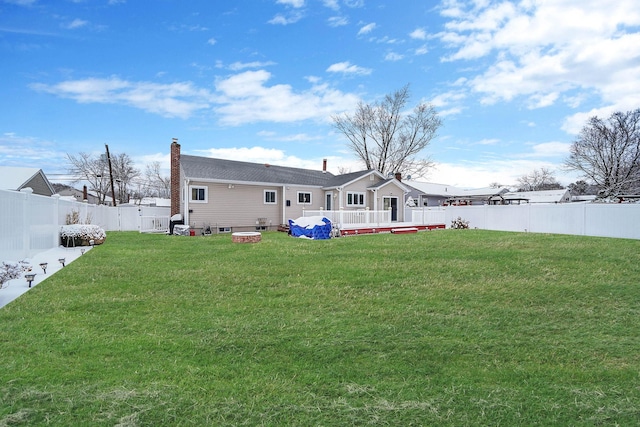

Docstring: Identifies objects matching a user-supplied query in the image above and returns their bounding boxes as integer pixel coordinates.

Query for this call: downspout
[282,185,287,225]
[184,179,190,226]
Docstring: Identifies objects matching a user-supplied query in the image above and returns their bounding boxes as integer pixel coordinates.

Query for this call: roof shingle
[181,155,334,186]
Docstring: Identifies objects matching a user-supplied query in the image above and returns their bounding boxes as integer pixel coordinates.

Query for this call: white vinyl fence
[439,203,640,240]
[0,188,169,261]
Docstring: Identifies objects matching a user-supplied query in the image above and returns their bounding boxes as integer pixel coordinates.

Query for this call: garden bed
[59,224,106,247]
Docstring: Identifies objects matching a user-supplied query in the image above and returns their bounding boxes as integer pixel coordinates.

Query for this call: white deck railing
[303,209,392,227]
[405,207,447,226]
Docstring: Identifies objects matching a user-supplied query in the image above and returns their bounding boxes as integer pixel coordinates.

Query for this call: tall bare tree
[516,168,563,191]
[110,153,139,203]
[67,151,140,204]
[565,109,640,197]
[67,152,111,204]
[144,161,171,198]
[332,84,441,177]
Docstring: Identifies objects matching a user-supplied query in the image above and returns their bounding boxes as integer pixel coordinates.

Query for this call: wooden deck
[339,223,445,236]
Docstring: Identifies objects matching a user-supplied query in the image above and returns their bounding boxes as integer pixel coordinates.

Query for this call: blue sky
[1,0,639,189]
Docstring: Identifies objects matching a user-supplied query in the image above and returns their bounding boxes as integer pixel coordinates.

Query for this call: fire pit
[232,232,262,243]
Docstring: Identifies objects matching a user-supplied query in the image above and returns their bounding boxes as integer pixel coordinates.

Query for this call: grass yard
[1,230,639,426]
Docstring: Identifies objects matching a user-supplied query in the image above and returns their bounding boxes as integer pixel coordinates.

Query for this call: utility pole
[105,144,117,207]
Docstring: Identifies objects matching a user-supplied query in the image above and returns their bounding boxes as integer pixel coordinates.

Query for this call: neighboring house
[405,181,468,206]
[169,140,410,233]
[0,166,55,196]
[55,186,102,204]
[490,189,572,204]
[444,187,510,206]
[128,197,171,207]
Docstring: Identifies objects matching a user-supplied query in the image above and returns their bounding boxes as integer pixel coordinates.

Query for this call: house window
[297,192,312,204]
[189,186,207,203]
[347,192,365,207]
[264,190,276,204]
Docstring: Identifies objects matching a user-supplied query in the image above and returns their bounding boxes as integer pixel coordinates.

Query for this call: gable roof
[323,170,379,189]
[0,166,55,196]
[181,155,334,187]
[501,189,571,203]
[368,178,411,193]
[406,181,465,197]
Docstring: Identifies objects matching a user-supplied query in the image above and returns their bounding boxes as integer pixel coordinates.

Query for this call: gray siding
[336,175,406,221]
[186,181,325,232]
[24,174,53,196]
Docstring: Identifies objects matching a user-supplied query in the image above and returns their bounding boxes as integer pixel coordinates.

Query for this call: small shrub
[65,209,93,225]
[451,216,470,229]
[0,261,22,289]
[60,224,106,247]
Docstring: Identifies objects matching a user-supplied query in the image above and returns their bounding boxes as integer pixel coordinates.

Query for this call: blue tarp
[288,216,332,240]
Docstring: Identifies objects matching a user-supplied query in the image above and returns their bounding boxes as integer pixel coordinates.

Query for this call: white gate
[139,215,170,233]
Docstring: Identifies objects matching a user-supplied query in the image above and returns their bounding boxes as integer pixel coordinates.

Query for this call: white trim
[264,189,277,204]
[325,191,333,210]
[346,191,366,207]
[297,191,312,205]
[189,185,208,203]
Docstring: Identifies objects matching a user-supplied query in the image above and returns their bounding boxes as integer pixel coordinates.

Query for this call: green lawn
[1,230,639,425]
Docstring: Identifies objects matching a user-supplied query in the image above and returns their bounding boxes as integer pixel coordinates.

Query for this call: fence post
[20,188,33,259]
[52,194,60,248]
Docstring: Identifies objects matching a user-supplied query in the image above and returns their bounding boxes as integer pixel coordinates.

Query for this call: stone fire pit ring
[232,232,262,243]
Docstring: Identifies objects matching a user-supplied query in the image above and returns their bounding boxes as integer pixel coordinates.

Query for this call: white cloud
[207,38,217,45]
[527,141,572,157]
[228,60,277,71]
[30,77,211,119]
[384,52,403,61]
[323,0,340,11]
[257,131,321,142]
[429,157,576,189]
[268,12,304,25]
[0,133,66,170]
[437,0,640,130]
[213,70,360,125]
[430,90,467,116]
[328,16,348,27]
[194,146,327,171]
[415,45,428,55]
[4,0,37,6]
[409,28,427,40]
[64,19,88,30]
[326,61,372,75]
[277,0,304,7]
[343,0,364,7]
[357,22,376,35]
[476,138,500,146]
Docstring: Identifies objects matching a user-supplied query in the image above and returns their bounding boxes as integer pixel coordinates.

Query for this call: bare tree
[516,168,563,191]
[110,153,140,204]
[67,151,140,204]
[332,84,441,177]
[144,161,171,198]
[565,109,640,197]
[67,152,111,204]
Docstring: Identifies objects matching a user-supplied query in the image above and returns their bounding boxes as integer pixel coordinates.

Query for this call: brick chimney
[170,138,180,217]
[322,158,327,173]
[394,172,402,182]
